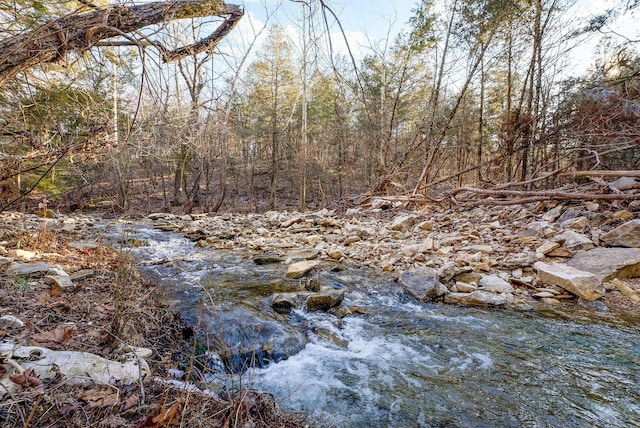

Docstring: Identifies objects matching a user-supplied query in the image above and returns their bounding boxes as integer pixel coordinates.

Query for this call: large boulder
[567,247,640,281]
[600,219,640,248]
[398,267,448,301]
[197,306,308,374]
[534,261,604,301]
[444,290,514,306]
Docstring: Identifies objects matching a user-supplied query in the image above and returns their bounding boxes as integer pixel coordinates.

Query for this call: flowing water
[108,223,640,428]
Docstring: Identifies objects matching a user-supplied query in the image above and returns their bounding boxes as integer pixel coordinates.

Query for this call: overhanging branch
[0,0,243,86]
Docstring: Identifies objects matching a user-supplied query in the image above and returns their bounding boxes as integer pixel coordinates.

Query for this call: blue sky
[235,0,637,75]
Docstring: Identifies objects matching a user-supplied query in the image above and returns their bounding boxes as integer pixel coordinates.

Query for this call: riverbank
[145,200,640,311]
[0,213,305,427]
[0,201,639,426]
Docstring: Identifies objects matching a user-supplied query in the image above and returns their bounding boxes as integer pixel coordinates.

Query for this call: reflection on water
[113,224,640,428]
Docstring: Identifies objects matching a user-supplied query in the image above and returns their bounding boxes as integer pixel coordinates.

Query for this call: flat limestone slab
[567,247,640,282]
[534,261,604,301]
[601,219,640,248]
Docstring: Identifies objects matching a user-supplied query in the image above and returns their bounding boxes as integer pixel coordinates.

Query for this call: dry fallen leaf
[95,304,115,314]
[59,401,81,414]
[49,281,62,297]
[31,325,75,349]
[9,368,42,388]
[135,399,184,428]
[121,393,139,411]
[78,389,119,409]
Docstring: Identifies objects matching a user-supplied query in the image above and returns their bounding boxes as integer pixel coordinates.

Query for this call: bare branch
[0,0,243,86]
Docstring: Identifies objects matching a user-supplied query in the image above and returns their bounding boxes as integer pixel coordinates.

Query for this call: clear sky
[236,0,637,74]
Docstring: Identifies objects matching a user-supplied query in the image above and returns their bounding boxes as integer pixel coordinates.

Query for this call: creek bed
[110,223,640,428]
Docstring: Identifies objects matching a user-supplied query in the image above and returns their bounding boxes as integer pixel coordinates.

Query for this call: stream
[107,222,640,428]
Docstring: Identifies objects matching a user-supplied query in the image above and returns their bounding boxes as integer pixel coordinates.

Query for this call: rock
[286,249,319,261]
[399,244,430,257]
[536,241,560,255]
[326,247,344,260]
[0,315,25,328]
[417,220,433,230]
[600,219,640,248]
[438,261,457,283]
[6,262,50,277]
[567,247,640,281]
[455,281,477,293]
[610,279,640,303]
[542,205,564,222]
[532,291,557,298]
[534,261,604,301]
[503,252,536,268]
[45,275,75,291]
[285,260,320,278]
[254,254,283,265]
[0,342,149,394]
[344,208,362,218]
[562,216,588,231]
[520,221,553,238]
[585,202,599,212]
[70,269,94,281]
[398,267,447,301]
[271,292,309,313]
[557,207,580,224]
[8,249,37,261]
[541,297,562,305]
[610,176,640,191]
[305,290,344,311]
[68,241,99,250]
[463,244,494,254]
[444,290,514,306]
[455,271,482,284]
[546,247,574,258]
[389,214,416,232]
[553,230,594,252]
[478,275,515,293]
[613,210,634,221]
[371,198,393,210]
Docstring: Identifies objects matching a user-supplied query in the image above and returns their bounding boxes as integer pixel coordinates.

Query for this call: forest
[0,0,637,215]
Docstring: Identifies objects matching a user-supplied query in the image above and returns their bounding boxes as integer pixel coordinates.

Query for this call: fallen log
[450,186,640,206]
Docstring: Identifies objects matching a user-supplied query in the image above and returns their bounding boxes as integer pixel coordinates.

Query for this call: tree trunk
[0,0,242,86]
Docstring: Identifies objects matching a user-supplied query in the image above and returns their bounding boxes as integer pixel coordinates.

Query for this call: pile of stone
[147,198,640,308]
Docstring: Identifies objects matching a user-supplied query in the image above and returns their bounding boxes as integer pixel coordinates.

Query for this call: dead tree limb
[0,0,243,86]
[558,170,640,178]
[450,186,640,206]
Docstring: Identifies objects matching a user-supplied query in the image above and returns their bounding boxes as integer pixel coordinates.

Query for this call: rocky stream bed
[1,200,640,426]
